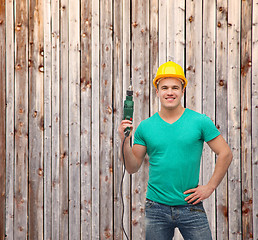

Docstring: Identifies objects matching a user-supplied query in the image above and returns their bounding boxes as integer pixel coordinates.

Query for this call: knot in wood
[132,219,138,226]
[107,106,112,114]
[38,65,44,73]
[219,80,224,86]
[16,22,22,31]
[15,64,22,70]
[132,22,138,28]
[187,65,193,71]
[40,49,44,56]
[0,20,3,24]
[217,21,222,28]
[38,168,43,176]
[189,16,194,23]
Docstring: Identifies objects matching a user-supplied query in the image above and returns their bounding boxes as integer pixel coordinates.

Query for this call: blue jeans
[145,199,212,240]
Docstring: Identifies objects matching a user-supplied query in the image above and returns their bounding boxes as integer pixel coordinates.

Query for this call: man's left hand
[184,185,215,205]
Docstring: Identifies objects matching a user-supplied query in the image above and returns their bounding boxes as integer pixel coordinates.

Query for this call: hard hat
[153,61,188,88]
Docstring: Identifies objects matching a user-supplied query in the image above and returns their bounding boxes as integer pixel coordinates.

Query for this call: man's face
[156,77,185,110]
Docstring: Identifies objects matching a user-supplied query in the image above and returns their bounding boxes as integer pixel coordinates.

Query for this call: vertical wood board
[131,0,150,238]
[0,0,6,238]
[80,0,92,238]
[113,0,125,238]
[5,0,15,239]
[185,0,203,112]
[60,0,69,238]
[122,0,132,238]
[43,0,52,239]
[216,1,229,239]
[68,0,81,238]
[202,0,216,238]
[99,0,113,238]
[91,0,100,238]
[149,0,159,116]
[14,0,29,238]
[227,0,242,239]
[28,0,44,238]
[252,1,258,239]
[241,0,253,239]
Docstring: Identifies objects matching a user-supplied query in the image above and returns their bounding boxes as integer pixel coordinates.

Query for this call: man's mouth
[165,97,176,100]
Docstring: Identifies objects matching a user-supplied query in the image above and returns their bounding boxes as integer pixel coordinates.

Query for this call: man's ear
[182,87,186,94]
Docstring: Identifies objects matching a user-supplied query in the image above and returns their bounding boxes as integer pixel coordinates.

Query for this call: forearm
[121,137,141,174]
[207,150,233,190]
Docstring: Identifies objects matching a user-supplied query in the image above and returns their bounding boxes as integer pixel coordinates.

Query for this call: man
[118,61,232,240]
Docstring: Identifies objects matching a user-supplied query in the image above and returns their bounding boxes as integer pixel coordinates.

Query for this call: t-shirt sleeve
[201,114,220,142]
[133,122,147,146]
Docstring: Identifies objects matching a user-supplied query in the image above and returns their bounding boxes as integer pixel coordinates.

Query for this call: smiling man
[118,61,232,240]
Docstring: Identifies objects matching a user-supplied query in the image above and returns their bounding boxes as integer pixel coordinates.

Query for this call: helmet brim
[153,74,188,89]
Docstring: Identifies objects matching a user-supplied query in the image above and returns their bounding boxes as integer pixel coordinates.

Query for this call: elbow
[227,149,233,165]
[126,164,140,175]
[127,169,134,175]
[126,169,137,175]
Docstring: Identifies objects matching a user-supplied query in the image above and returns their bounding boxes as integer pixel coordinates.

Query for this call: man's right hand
[118,120,133,140]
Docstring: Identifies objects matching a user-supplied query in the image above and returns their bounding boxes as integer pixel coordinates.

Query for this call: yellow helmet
[153,61,188,89]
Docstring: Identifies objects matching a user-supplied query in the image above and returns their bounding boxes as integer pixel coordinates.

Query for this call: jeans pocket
[145,199,155,209]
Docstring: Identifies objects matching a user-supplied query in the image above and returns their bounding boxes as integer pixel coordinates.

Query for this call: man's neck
[158,105,185,123]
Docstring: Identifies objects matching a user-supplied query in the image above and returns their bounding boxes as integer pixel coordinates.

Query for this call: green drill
[123,85,134,137]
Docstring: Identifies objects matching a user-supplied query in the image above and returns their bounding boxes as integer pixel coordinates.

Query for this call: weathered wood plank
[227,0,241,239]
[167,0,185,65]
[149,0,159,116]
[185,0,202,112]
[14,0,29,238]
[28,0,44,238]
[100,0,113,238]
[60,0,69,239]
[43,0,52,239]
[0,0,6,238]
[241,0,253,239]
[159,0,167,64]
[5,0,15,239]
[51,0,61,239]
[131,0,150,238]
[91,0,100,238]
[216,1,229,239]
[113,0,124,238]
[68,0,81,238]
[91,15,100,240]
[80,0,92,239]
[122,0,132,238]
[202,1,216,239]
[252,1,258,239]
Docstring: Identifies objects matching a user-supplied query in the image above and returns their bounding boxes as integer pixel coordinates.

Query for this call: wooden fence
[0,0,257,239]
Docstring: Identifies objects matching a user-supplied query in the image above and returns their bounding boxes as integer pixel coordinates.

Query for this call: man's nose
[167,88,174,94]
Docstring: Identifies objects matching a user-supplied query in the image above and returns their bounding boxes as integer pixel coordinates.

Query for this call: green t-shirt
[133,108,220,206]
